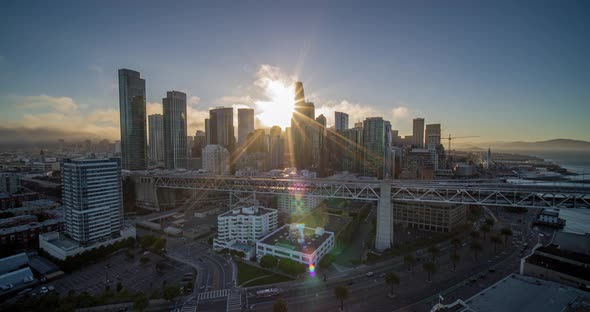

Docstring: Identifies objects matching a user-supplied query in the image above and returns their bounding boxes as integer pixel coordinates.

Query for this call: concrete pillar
[375,180,393,252]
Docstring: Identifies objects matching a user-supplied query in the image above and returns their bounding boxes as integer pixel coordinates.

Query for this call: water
[526,150,590,176]
[558,209,590,235]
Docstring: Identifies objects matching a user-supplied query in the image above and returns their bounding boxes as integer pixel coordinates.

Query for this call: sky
[0,0,589,144]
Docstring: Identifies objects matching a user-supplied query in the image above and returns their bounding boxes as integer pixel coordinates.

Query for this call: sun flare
[255,79,295,128]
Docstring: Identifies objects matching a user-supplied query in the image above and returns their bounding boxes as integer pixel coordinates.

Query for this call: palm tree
[481,224,491,240]
[470,241,483,261]
[403,254,415,272]
[450,252,460,271]
[385,272,400,297]
[427,245,440,262]
[423,261,437,282]
[273,299,288,312]
[501,227,513,244]
[490,235,502,253]
[450,237,461,251]
[470,230,480,240]
[334,286,349,311]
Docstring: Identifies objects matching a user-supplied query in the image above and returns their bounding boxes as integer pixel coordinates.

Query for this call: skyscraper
[316,114,327,127]
[163,91,188,169]
[118,69,147,170]
[63,158,122,245]
[412,118,425,148]
[238,108,255,145]
[290,81,316,170]
[335,111,349,130]
[425,123,441,148]
[362,117,393,178]
[148,114,164,162]
[269,126,282,169]
[204,118,210,146]
[209,107,235,152]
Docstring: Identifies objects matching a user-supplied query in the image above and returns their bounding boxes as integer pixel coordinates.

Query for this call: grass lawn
[236,261,292,286]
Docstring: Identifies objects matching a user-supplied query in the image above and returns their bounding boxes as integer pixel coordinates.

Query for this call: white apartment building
[213,206,278,258]
[62,158,122,245]
[202,144,230,175]
[277,194,322,216]
[256,224,335,267]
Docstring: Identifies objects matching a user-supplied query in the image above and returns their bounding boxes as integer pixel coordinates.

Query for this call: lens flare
[309,263,316,277]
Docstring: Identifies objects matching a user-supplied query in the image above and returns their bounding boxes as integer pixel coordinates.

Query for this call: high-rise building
[238,108,255,146]
[316,114,327,127]
[148,114,164,162]
[209,107,235,153]
[269,126,282,169]
[62,158,122,245]
[192,130,206,158]
[203,144,230,175]
[290,82,316,170]
[425,124,441,148]
[118,69,147,170]
[163,91,188,169]
[362,117,393,178]
[335,111,349,131]
[204,118,210,145]
[412,118,425,148]
[341,127,363,172]
[0,173,20,194]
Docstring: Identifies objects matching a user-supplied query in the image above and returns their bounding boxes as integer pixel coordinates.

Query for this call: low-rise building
[0,173,21,194]
[202,145,230,175]
[277,194,322,216]
[213,206,278,259]
[535,208,565,228]
[256,224,334,267]
[521,244,590,289]
[393,201,466,233]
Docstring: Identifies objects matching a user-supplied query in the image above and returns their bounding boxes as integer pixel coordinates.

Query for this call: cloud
[189,96,201,107]
[214,95,254,106]
[392,106,409,120]
[315,100,383,127]
[19,95,79,113]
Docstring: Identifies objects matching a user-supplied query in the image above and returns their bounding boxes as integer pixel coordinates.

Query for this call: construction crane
[447,134,480,157]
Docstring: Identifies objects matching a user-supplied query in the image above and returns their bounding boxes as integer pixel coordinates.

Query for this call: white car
[366,272,374,277]
[40,286,48,294]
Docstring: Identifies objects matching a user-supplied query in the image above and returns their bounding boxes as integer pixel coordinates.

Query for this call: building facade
[148,114,164,163]
[425,123,441,148]
[202,145,230,175]
[209,107,235,153]
[362,117,393,178]
[412,118,425,148]
[393,201,466,232]
[277,194,322,216]
[238,108,255,146]
[62,158,122,245]
[163,91,188,169]
[118,69,147,170]
[0,173,20,194]
[335,111,349,131]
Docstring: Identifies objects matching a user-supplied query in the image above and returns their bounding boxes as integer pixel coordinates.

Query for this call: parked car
[365,272,374,277]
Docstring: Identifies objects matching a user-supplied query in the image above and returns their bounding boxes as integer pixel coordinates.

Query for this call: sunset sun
[255,79,295,128]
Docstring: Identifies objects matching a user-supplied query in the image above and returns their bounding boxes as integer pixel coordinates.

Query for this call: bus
[255,288,284,299]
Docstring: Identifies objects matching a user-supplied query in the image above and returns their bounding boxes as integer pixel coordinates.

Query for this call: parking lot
[38,250,194,297]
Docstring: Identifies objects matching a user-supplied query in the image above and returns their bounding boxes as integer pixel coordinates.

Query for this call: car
[379,273,386,278]
[366,272,374,277]
[40,286,48,294]
[48,286,55,291]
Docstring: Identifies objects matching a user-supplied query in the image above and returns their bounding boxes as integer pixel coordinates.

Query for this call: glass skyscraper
[118,69,147,170]
[163,91,188,169]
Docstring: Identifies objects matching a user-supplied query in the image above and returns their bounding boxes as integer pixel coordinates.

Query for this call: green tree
[450,237,461,251]
[427,245,440,262]
[501,227,513,244]
[470,230,480,240]
[334,286,349,311]
[481,224,491,240]
[273,299,288,312]
[450,252,460,271]
[403,254,415,272]
[163,286,180,301]
[423,261,437,282]
[490,235,502,253]
[385,272,400,297]
[470,241,483,261]
[133,292,149,312]
[140,256,150,264]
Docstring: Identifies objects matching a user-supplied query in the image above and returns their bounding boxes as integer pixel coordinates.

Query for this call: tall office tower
[209,107,235,152]
[425,124,441,149]
[391,129,402,146]
[203,144,230,175]
[354,121,363,129]
[148,114,164,162]
[63,158,122,245]
[187,136,194,158]
[118,68,147,170]
[204,118,210,145]
[362,117,393,179]
[0,173,20,194]
[316,114,327,127]
[269,126,282,169]
[290,81,316,170]
[192,130,206,158]
[335,111,349,131]
[238,108,255,145]
[412,118,425,148]
[163,91,188,169]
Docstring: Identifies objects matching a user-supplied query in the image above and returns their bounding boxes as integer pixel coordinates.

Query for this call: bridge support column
[375,180,393,252]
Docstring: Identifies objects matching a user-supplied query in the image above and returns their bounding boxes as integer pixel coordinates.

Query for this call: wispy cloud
[88,64,103,74]
[18,95,79,113]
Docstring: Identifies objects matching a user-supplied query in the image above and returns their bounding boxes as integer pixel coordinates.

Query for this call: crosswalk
[181,296,198,312]
[226,290,242,312]
[198,289,231,300]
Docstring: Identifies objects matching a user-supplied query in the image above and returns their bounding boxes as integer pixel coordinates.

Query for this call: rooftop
[258,224,333,255]
[536,244,590,264]
[0,253,29,275]
[463,274,590,312]
[219,206,277,218]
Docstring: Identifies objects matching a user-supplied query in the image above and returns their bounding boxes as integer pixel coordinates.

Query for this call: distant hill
[456,139,590,152]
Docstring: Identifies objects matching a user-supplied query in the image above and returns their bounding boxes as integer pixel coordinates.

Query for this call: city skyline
[1,1,589,144]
